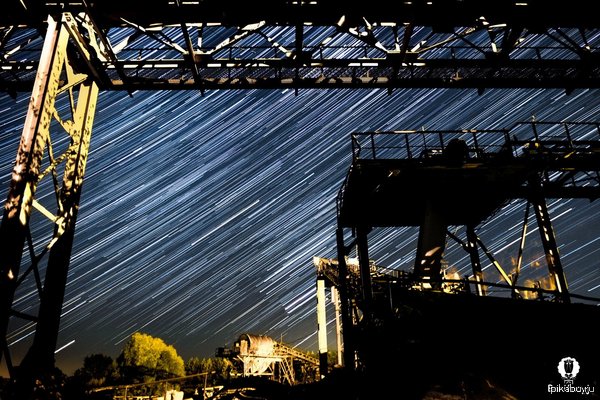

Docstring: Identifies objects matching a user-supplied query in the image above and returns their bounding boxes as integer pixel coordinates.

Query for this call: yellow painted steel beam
[0,14,69,375]
[0,12,100,386]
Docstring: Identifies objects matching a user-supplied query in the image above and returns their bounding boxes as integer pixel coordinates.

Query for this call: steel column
[331,286,343,367]
[335,227,353,369]
[316,277,328,378]
[0,14,68,374]
[466,225,486,296]
[531,195,570,303]
[356,226,373,319]
[414,201,446,289]
[21,78,98,375]
[0,12,99,392]
[514,201,531,296]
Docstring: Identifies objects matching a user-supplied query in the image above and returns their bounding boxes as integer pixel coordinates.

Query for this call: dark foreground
[211,370,600,400]
[219,291,600,400]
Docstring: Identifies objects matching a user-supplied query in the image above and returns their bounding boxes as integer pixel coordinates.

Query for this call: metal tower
[334,122,600,380]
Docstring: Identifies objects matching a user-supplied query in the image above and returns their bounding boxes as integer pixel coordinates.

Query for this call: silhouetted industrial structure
[3,1,600,398]
[313,121,600,397]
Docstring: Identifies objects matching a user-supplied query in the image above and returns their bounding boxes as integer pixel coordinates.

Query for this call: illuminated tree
[118,332,184,382]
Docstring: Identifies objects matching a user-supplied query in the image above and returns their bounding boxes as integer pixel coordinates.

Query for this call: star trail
[2,84,600,376]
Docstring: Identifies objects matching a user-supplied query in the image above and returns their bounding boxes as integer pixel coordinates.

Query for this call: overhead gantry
[4,1,600,92]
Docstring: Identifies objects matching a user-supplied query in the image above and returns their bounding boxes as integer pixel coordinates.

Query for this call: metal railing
[350,121,600,161]
[337,120,600,218]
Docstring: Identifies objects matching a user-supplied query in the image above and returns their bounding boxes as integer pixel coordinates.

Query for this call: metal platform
[338,122,600,228]
[4,2,600,396]
[314,254,600,398]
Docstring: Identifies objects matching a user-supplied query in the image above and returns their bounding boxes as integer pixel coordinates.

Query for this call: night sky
[2,86,600,376]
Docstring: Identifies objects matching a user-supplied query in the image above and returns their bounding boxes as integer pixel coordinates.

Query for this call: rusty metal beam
[0,12,99,392]
[0,13,68,373]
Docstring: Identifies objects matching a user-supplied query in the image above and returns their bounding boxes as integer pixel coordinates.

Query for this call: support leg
[356,226,373,319]
[0,13,100,393]
[466,225,486,296]
[336,227,353,369]
[531,196,570,303]
[414,201,446,289]
[21,78,98,375]
[316,277,328,378]
[0,14,68,374]
[331,286,343,367]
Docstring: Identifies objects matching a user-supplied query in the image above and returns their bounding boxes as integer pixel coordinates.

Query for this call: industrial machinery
[315,121,600,398]
[216,333,319,386]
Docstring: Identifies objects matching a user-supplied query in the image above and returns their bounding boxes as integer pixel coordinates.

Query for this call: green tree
[185,356,203,375]
[118,332,185,383]
[156,346,185,378]
[65,354,116,400]
[76,353,116,387]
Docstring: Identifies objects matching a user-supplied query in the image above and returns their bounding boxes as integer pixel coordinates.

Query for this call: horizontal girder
[4,1,600,91]
[4,59,600,91]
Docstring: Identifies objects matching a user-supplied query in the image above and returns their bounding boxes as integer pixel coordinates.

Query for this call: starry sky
[2,85,600,376]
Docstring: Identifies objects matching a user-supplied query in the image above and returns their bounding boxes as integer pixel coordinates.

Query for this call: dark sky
[2,86,600,376]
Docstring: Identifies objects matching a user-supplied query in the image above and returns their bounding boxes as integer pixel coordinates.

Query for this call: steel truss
[230,334,319,386]
[4,2,600,91]
[0,12,98,393]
